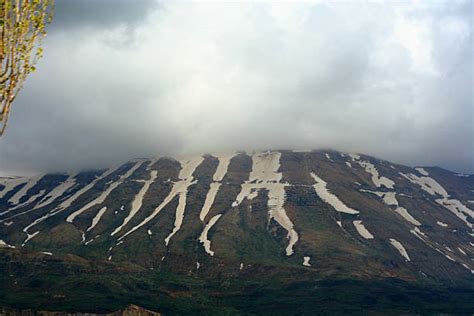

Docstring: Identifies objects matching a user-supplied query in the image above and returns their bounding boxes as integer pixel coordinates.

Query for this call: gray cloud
[50,0,158,32]
[0,0,472,175]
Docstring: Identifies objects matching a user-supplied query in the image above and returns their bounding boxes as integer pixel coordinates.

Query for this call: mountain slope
[0,150,473,312]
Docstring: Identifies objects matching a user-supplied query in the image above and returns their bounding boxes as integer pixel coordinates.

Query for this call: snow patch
[310,173,359,215]
[40,251,52,256]
[199,214,222,256]
[345,162,352,168]
[400,173,448,197]
[212,153,234,182]
[350,156,394,189]
[111,169,158,236]
[360,190,420,226]
[325,153,334,162]
[68,161,143,223]
[21,166,122,242]
[0,240,15,248]
[8,175,43,205]
[353,220,374,239]
[199,153,235,222]
[435,198,473,228]
[389,238,411,261]
[164,156,204,246]
[303,256,311,267]
[34,174,77,210]
[3,189,46,215]
[415,168,429,176]
[233,151,298,256]
[394,207,421,226]
[199,183,221,222]
[0,177,27,199]
[436,221,448,227]
[22,231,39,246]
[86,206,108,232]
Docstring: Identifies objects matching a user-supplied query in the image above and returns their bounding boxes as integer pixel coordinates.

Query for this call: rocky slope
[0,150,473,313]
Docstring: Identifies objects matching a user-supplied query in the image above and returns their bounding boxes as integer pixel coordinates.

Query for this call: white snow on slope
[8,175,43,205]
[401,172,473,228]
[119,156,204,243]
[233,151,298,256]
[394,207,421,226]
[111,169,158,236]
[361,190,422,226]
[67,161,143,223]
[400,173,448,197]
[22,231,39,246]
[389,238,411,261]
[325,153,333,162]
[2,189,46,215]
[0,177,27,199]
[199,153,235,222]
[164,156,204,246]
[410,227,473,269]
[436,221,448,227]
[40,251,52,256]
[21,166,121,245]
[353,220,374,239]
[350,155,394,189]
[117,179,184,241]
[0,240,15,248]
[199,214,222,256]
[310,173,359,215]
[345,162,352,168]
[212,153,234,182]
[86,206,108,232]
[462,264,474,274]
[415,168,430,176]
[303,256,311,267]
[200,183,221,222]
[35,174,77,210]
[435,199,473,229]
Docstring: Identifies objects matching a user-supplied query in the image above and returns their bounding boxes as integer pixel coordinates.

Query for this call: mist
[0,0,472,175]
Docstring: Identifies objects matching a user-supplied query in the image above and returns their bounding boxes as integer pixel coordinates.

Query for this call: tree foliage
[0,0,53,136]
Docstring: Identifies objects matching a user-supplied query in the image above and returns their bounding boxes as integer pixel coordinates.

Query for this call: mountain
[0,150,473,314]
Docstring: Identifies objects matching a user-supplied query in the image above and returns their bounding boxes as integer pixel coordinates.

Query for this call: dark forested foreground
[0,252,473,315]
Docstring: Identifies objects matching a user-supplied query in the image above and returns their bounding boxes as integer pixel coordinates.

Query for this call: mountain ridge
[0,149,473,313]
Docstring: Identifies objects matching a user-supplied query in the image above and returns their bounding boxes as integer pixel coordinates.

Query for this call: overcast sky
[0,0,472,175]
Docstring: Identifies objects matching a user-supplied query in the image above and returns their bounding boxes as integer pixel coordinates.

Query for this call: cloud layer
[0,0,472,175]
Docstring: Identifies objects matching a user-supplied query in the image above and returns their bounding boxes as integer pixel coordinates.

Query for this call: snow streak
[233,151,298,256]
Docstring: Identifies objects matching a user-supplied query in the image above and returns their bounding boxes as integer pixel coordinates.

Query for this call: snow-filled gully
[198,154,234,256]
[360,190,421,226]
[310,173,359,215]
[67,161,143,223]
[389,238,411,261]
[401,170,473,228]
[0,177,28,200]
[111,169,158,236]
[21,164,123,245]
[349,154,394,189]
[232,151,298,256]
[7,175,44,206]
[117,156,204,245]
